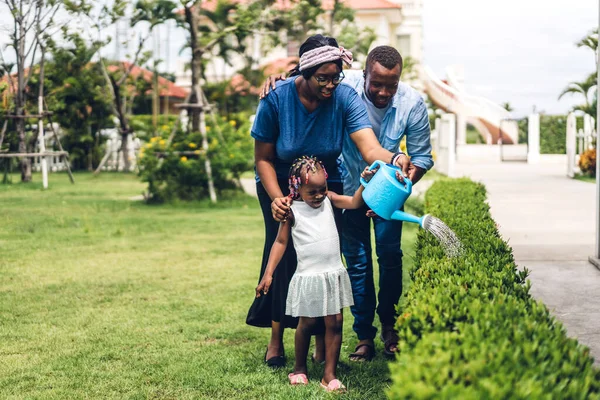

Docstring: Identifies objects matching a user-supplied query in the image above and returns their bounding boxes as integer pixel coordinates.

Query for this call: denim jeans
[342,204,403,340]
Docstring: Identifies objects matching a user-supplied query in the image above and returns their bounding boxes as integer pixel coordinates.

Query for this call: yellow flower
[159,139,166,146]
[188,143,197,149]
[161,125,168,131]
[206,126,211,131]
[229,120,236,127]
[229,153,234,158]
[145,143,152,149]
[194,150,201,155]
[150,137,158,143]
[180,156,188,162]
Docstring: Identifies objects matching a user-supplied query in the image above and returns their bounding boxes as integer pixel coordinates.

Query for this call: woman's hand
[271,196,291,222]
[255,275,273,298]
[260,73,287,99]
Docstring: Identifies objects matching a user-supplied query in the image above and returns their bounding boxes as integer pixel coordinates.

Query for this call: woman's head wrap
[298,46,353,72]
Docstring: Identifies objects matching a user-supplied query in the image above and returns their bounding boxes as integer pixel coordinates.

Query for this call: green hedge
[388,179,600,398]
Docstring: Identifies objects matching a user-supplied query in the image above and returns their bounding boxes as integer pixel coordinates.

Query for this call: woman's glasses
[312,71,345,87]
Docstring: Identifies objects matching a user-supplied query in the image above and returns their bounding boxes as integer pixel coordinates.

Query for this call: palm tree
[558,72,597,107]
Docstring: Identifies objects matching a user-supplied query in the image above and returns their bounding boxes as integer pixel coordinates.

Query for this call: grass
[574,173,596,183]
[0,172,420,399]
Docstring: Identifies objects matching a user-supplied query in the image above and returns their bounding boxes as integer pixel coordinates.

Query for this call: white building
[175,0,424,88]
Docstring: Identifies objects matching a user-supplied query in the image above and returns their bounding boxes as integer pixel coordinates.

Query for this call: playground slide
[422,65,518,144]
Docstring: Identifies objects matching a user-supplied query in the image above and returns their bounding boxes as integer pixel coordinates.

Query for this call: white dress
[285,197,354,318]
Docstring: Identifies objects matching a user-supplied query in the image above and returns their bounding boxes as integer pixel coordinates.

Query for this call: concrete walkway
[454,156,600,365]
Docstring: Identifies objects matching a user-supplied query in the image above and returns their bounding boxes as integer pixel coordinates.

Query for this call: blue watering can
[360,160,430,227]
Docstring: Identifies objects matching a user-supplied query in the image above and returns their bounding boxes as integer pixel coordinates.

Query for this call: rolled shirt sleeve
[406,98,434,171]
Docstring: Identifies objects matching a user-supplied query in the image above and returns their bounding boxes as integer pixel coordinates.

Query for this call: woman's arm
[255,140,290,221]
[350,128,411,177]
[255,217,292,297]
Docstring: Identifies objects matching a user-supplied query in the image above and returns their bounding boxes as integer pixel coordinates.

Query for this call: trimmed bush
[388,179,600,398]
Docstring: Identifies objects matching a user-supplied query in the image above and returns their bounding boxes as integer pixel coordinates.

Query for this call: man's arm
[405,99,433,184]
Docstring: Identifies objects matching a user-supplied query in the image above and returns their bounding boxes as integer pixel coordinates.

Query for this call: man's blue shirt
[340,70,433,195]
[251,76,372,183]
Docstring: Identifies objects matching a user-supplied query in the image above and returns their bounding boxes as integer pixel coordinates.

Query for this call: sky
[0,0,597,118]
[423,0,598,117]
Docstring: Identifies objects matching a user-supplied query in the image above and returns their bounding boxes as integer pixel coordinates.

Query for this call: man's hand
[255,275,273,298]
[271,196,291,222]
[393,154,410,178]
[260,73,287,99]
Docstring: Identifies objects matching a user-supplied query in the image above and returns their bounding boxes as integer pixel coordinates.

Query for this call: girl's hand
[255,275,273,298]
[271,196,291,222]
[366,209,378,218]
[360,166,378,182]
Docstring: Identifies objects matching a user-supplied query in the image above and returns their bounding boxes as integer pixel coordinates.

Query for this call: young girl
[255,155,375,392]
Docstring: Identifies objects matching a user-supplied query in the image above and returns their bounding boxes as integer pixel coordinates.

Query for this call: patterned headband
[298,46,353,72]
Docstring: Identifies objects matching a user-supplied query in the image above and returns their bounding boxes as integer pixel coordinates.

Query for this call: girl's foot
[320,378,346,392]
[288,372,308,385]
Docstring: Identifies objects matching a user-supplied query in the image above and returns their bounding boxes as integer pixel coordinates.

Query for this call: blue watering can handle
[360,160,386,187]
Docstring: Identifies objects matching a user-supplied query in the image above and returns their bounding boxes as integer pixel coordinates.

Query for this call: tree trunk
[16,7,31,182]
[110,74,131,172]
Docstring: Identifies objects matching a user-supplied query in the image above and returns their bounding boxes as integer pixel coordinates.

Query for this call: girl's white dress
[286,197,354,318]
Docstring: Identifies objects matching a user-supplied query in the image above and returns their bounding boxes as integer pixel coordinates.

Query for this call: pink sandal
[320,379,347,392]
[288,372,308,385]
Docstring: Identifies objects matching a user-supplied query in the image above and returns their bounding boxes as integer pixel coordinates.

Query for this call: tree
[37,31,112,170]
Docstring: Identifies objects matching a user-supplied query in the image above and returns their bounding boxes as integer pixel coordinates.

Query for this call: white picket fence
[97,128,142,172]
[32,123,67,172]
[567,113,597,178]
[32,126,143,172]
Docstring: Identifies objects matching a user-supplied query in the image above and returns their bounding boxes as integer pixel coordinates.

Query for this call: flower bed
[388,178,600,398]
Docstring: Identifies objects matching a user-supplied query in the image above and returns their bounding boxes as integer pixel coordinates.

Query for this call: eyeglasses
[312,71,345,87]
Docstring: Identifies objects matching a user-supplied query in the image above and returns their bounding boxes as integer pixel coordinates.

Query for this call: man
[338,46,433,361]
[260,45,433,361]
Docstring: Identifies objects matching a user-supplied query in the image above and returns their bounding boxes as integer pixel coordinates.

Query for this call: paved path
[454,157,600,365]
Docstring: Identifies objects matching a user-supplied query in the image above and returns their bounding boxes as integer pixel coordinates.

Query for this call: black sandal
[380,327,399,357]
[264,347,286,368]
[348,343,375,362]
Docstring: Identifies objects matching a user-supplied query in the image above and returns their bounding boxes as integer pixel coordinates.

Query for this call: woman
[246,34,409,367]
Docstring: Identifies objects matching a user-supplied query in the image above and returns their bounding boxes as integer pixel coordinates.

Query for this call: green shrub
[388,179,600,399]
[540,115,567,154]
[137,116,253,202]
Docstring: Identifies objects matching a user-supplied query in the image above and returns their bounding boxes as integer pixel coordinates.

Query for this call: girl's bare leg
[322,313,343,384]
[294,317,316,374]
[314,334,325,362]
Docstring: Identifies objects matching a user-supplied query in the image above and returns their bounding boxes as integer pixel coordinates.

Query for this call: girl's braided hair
[288,156,328,200]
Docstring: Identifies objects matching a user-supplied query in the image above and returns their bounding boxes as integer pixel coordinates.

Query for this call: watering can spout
[391,210,424,227]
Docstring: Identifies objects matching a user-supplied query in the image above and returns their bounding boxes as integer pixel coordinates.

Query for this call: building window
[397,34,411,58]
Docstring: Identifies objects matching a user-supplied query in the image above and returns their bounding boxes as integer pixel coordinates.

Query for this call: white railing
[422,65,518,144]
[98,128,142,172]
[32,124,67,172]
[567,113,597,177]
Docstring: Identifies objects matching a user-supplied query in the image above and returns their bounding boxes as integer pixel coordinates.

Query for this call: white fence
[98,128,142,172]
[32,126,143,173]
[32,123,67,172]
[567,113,597,178]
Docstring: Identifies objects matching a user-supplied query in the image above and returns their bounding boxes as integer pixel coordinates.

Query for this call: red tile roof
[107,62,189,99]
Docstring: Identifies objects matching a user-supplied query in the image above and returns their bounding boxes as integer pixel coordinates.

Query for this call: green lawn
[0,172,419,399]
[574,173,596,184]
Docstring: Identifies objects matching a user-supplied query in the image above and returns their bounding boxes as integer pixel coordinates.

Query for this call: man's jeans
[342,205,403,340]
